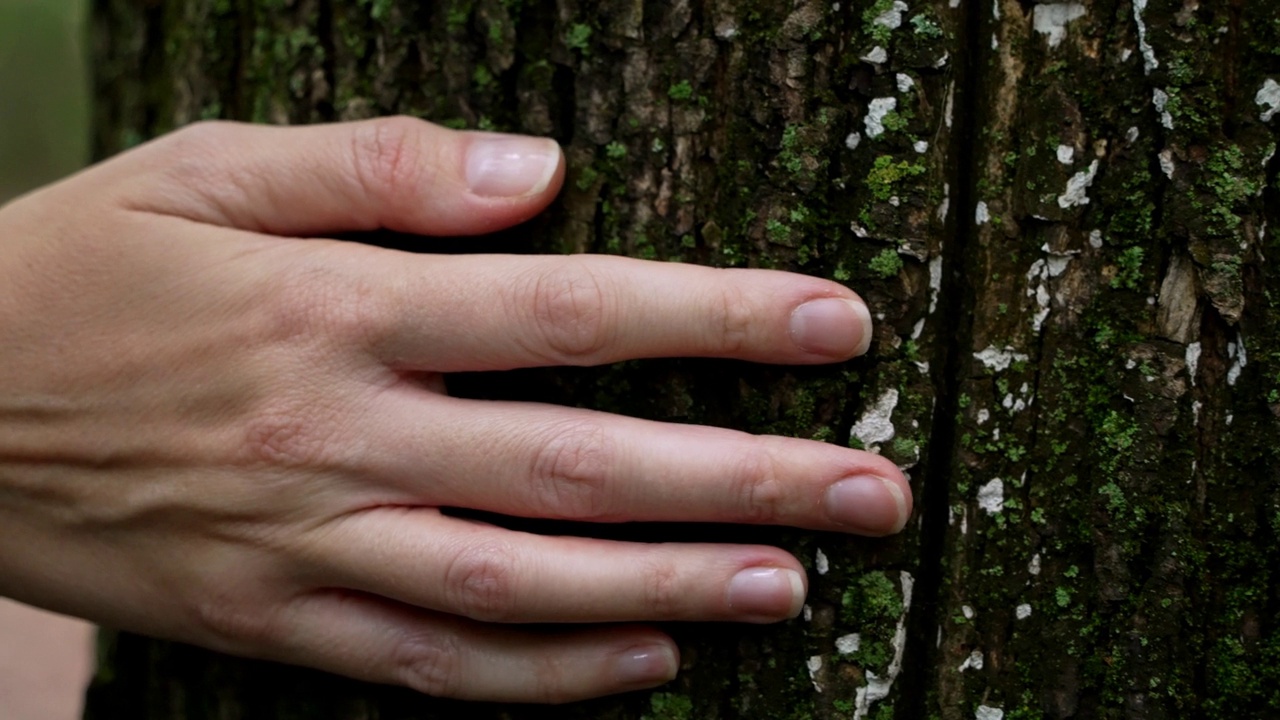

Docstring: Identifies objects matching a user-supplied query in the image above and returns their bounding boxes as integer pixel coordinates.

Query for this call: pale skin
[0,117,912,704]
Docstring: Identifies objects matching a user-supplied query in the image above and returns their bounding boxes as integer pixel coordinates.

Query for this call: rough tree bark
[83,1,1279,718]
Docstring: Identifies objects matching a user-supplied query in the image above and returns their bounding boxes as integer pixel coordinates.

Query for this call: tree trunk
[84,1,1280,718]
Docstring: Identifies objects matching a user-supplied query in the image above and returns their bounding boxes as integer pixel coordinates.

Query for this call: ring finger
[302,508,806,624]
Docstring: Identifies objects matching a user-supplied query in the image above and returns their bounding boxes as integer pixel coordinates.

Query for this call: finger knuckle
[265,259,389,350]
[530,420,614,519]
[190,589,281,650]
[732,444,786,524]
[240,403,328,469]
[531,653,572,704]
[524,262,614,364]
[444,541,521,622]
[164,120,238,158]
[393,631,462,698]
[711,280,754,355]
[153,121,249,214]
[640,558,684,618]
[349,116,435,211]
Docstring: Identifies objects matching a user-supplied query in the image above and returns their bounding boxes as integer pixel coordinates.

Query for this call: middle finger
[369,394,910,536]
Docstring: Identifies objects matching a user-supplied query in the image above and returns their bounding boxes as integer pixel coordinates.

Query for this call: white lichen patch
[862,45,888,64]
[897,73,915,93]
[975,200,990,225]
[1257,79,1280,122]
[977,408,990,425]
[975,345,1028,372]
[978,478,1005,514]
[836,633,862,655]
[1227,334,1248,386]
[851,388,899,449]
[1025,246,1076,334]
[865,97,897,138]
[962,604,975,620]
[1133,0,1158,73]
[1090,229,1104,248]
[1046,253,1073,278]
[816,548,830,575]
[1032,3,1086,48]
[1028,553,1042,575]
[873,1,910,30]
[846,131,863,150]
[1058,159,1100,208]
[1126,126,1140,144]
[937,183,951,222]
[807,655,824,691]
[944,81,955,128]
[914,140,930,154]
[929,255,943,312]
[1056,144,1075,164]
[1153,88,1173,129]
[976,706,1005,720]
[1186,341,1202,386]
[1159,148,1175,179]
[958,650,985,672]
[1016,603,1032,620]
[1026,265,1050,332]
[852,572,914,720]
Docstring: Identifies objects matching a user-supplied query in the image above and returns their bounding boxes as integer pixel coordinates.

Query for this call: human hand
[0,117,911,703]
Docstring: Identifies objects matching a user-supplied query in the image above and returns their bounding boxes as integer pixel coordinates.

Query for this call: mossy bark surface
[85,1,1280,718]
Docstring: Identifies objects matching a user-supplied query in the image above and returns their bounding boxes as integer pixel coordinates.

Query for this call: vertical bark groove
[900,0,987,713]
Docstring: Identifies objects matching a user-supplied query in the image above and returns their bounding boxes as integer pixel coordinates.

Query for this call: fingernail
[825,475,908,534]
[465,135,560,198]
[613,644,678,688]
[727,567,806,621]
[789,298,873,357]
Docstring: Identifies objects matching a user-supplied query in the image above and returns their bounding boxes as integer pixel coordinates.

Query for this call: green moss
[866,155,926,201]
[880,111,910,133]
[766,218,793,243]
[471,64,495,89]
[910,14,943,38]
[605,140,627,159]
[575,164,600,191]
[564,22,592,53]
[668,80,694,101]
[861,0,897,45]
[869,248,904,278]
[445,1,471,30]
[644,692,693,720]
[843,571,903,623]
[1111,247,1145,290]
[369,0,393,20]
[1200,143,1262,234]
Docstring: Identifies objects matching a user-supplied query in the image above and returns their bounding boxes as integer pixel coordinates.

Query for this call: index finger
[358,252,874,371]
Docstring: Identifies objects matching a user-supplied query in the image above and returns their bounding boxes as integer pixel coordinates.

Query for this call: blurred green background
[0,0,88,203]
